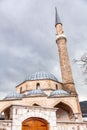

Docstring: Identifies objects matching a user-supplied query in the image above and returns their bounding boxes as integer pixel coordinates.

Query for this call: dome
[50,90,70,97]
[27,89,47,97]
[4,92,22,100]
[28,71,58,82]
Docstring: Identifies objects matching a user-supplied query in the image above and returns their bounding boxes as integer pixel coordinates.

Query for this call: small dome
[27,89,47,97]
[4,92,22,100]
[27,71,58,82]
[50,90,70,97]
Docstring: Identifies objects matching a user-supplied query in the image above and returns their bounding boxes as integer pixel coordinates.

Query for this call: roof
[27,71,58,82]
[55,7,62,26]
[27,89,47,97]
[50,89,70,97]
[4,92,22,100]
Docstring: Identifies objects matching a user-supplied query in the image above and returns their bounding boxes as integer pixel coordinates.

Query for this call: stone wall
[16,80,62,95]
[0,120,12,130]
[57,122,87,130]
[11,105,57,130]
[11,105,87,130]
[0,105,87,130]
[0,95,81,113]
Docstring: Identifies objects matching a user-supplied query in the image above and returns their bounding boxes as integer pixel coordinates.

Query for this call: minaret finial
[55,7,63,35]
[55,7,62,27]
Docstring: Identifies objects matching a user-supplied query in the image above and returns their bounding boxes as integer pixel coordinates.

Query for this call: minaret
[55,8,76,94]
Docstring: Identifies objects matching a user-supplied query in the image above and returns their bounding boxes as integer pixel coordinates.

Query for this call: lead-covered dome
[50,90,70,97]
[27,71,58,82]
[4,92,22,100]
[27,89,47,97]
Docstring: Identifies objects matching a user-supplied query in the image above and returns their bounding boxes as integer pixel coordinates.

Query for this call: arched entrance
[54,102,74,121]
[22,117,49,130]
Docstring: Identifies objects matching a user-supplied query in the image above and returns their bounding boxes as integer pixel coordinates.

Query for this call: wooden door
[22,117,48,130]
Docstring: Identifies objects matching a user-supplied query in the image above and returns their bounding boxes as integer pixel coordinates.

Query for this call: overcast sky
[0,0,87,101]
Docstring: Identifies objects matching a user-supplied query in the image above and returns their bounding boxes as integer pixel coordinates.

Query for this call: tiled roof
[27,71,58,82]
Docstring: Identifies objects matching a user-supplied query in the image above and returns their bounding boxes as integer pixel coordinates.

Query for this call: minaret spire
[55,7,62,26]
[55,7,63,35]
[55,8,76,94]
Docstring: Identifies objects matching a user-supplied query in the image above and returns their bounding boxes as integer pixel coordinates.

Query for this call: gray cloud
[0,0,87,100]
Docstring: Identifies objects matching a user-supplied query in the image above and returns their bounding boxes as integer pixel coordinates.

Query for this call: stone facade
[16,80,62,95]
[0,120,12,130]
[11,105,57,130]
[0,103,86,130]
[0,87,86,130]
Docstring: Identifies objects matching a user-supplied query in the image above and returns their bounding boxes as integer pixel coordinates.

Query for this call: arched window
[36,83,40,89]
[56,84,58,90]
[20,87,22,93]
[0,112,5,120]
[32,103,40,106]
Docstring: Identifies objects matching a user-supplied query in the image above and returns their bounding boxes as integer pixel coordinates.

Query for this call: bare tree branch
[74,53,87,74]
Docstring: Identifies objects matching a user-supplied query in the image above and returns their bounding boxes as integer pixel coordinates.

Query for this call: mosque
[0,8,87,130]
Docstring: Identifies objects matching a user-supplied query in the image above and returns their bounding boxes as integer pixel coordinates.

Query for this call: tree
[73,53,87,83]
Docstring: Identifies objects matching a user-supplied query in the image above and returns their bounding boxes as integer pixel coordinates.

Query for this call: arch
[0,112,5,120]
[53,100,74,113]
[55,84,58,90]
[20,87,22,93]
[32,103,40,106]
[54,102,73,113]
[36,82,40,89]
[22,117,49,130]
[29,101,42,107]
[54,101,74,120]
[0,104,12,120]
[0,103,12,114]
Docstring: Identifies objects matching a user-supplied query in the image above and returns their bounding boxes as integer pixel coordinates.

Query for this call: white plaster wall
[12,106,57,130]
[57,123,87,130]
[2,105,86,130]
[0,121,12,130]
